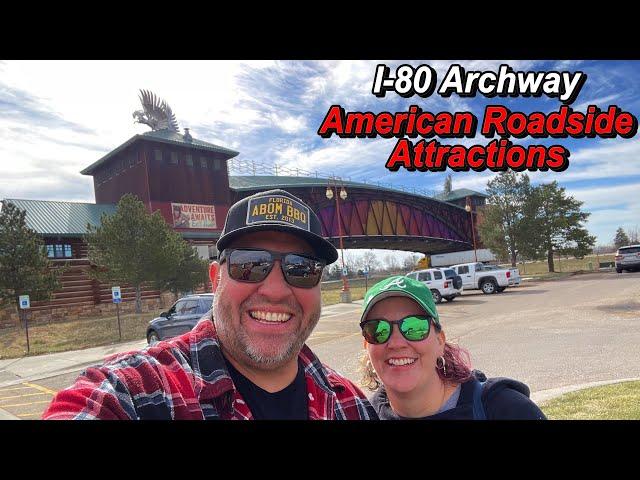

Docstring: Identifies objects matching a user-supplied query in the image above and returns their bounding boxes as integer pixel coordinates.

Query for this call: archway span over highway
[229,176,479,254]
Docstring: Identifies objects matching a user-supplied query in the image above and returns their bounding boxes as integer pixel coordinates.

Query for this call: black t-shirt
[226,359,309,420]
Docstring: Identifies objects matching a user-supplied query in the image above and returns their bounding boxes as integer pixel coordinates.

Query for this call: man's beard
[213,291,321,371]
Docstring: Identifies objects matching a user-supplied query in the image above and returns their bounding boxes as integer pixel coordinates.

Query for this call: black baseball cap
[216,189,339,264]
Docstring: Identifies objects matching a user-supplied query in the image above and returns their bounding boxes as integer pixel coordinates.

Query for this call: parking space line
[0,392,51,401]
[0,386,33,392]
[23,382,58,396]
[1,400,52,408]
[17,413,40,418]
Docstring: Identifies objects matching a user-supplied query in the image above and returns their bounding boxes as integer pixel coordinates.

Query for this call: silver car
[616,245,640,273]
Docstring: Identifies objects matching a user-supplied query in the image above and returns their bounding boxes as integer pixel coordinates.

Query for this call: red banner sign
[171,203,217,229]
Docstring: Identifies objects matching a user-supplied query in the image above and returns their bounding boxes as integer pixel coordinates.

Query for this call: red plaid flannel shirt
[42,315,377,420]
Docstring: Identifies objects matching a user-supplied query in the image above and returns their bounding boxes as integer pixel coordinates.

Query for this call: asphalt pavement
[2,271,639,419]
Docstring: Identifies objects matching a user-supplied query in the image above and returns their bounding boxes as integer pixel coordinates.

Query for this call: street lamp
[326,179,351,303]
[465,197,478,263]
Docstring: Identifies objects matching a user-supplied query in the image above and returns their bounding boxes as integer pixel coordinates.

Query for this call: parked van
[406,268,463,303]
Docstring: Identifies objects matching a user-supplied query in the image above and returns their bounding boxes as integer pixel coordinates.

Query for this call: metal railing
[227,157,443,199]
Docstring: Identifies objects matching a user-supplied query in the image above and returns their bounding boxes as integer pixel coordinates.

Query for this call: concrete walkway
[530,377,640,405]
[0,301,364,389]
[0,338,147,388]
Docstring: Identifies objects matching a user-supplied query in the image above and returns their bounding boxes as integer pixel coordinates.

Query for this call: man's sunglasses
[219,248,326,288]
[359,315,432,344]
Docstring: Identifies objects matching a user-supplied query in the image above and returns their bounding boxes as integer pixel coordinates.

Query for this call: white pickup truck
[451,262,521,294]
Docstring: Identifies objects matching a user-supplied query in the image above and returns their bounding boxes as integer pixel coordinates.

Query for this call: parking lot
[1,270,639,419]
[309,271,640,398]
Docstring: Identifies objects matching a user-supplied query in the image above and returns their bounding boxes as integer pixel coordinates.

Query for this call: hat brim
[216,224,339,265]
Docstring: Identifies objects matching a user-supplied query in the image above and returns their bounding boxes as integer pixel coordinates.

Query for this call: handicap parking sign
[112,286,122,303]
[19,295,30,309]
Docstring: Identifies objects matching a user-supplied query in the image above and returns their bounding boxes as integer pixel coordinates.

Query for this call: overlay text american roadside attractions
[316,64,638,173]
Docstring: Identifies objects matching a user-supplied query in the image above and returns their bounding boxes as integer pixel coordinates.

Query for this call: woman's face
[364,296,445,395]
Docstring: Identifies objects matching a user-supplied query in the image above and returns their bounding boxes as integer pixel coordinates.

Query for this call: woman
[360,275,546,420]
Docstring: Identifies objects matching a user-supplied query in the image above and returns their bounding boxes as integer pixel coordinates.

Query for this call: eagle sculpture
[132,89,180,132]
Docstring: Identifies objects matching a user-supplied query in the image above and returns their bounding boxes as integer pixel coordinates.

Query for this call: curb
[531,377,640,405]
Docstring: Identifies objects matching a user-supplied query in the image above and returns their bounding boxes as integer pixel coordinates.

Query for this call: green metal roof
[3,199,222,240]
[435,188,488,202]
[80,129,240,176]
[3,199,117,236]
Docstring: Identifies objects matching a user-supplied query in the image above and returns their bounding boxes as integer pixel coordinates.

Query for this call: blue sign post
[112,287,122,341]
[19,295,31,353]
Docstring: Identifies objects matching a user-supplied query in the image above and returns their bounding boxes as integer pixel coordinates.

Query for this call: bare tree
[443,174,453,195]
[343,251,361,274]
[384,253,400,272]
[402,254,419,271]
[361,250,381,273]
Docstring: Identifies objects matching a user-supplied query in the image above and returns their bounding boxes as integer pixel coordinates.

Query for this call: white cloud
[572,94,621,112]
[269,113,307,134]
[565,183,640,210]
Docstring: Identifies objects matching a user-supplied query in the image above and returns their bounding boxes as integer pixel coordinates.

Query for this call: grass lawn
[321,286,367,306]
[541,381,640,420]
[0,313,150,359]
[514,254,615,276]
[320,275,388,306]
[0,281,368,358]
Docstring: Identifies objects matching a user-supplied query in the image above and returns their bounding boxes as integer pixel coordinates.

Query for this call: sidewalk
[0,338,147,388]
[530,377,640,405]
[0,300,364,388]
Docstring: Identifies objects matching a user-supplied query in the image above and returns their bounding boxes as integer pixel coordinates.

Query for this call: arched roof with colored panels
[228,176,480,254]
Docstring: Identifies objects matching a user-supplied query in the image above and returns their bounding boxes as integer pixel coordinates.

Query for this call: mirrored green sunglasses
[359,315,432,345]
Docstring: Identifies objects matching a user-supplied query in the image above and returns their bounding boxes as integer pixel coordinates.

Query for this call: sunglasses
[219,248,326,288]
[359,315,432,344]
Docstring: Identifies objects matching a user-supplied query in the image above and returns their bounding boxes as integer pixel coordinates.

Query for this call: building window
[170,152,179,165]
[129,154,135,168]
[155,149,163,162]
[213,159,221,170]
[186,154,193,167]
[200,156,207,168]
[46,244,72,259]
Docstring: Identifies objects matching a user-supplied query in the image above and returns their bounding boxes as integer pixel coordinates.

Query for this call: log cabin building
[1,128,239,325]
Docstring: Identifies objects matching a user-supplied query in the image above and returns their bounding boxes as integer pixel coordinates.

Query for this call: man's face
[212,231,322,371]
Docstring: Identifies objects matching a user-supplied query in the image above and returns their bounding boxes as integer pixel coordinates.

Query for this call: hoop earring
[436,356,447,376]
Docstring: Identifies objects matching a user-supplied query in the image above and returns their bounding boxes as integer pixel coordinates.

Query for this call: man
[43,189,377,420]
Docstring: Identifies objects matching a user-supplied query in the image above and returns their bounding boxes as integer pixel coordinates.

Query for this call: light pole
[465,197,478,263]
[326,179,351,303]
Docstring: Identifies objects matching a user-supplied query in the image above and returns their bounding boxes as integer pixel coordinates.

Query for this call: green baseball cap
[361,275,440,326]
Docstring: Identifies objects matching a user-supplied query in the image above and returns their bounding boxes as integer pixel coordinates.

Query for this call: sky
[1,60,639,252]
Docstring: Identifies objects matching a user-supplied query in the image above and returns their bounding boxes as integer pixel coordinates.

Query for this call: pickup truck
[451,262,520,294]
